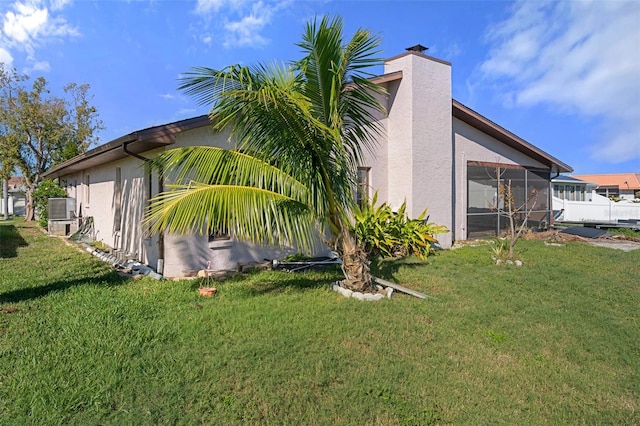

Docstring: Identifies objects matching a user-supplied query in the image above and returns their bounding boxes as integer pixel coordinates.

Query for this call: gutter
[122,140,165,275]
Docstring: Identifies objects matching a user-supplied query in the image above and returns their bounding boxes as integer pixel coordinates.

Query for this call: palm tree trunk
[338,227,375,293]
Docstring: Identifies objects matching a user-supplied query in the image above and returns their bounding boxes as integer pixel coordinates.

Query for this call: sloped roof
[43,115,211,179]
[452,100,572,173]
[43,62,573,179]
[552,175,591,184]
[7,176,25,189]
[571,173,640,190]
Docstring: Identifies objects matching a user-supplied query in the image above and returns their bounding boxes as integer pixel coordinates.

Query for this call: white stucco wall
[452,117,549,241]
[377,53,453,247]
[60,154,153,266]
[162,125,319,277]
[56,123,334,278]
[359,89,390,204]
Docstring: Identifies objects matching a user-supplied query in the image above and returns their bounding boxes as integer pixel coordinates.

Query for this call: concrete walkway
[588,240,640,252]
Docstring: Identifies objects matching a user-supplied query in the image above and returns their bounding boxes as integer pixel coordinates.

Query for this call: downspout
[122,140,164,275]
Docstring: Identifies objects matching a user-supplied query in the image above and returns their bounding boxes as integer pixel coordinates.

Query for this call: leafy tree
[145,16,386,292]
[492,175,540,260]
[0,64,103,221]
[0,67,22,219]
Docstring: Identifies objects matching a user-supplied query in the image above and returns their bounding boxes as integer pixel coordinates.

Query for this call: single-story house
[570,173,640,200]
[552,175,640,223]
[1,177,26,217]
[552,175,597,203]
[43,47,572,277]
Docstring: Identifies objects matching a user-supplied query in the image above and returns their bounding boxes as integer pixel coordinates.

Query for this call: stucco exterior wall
[161,125,308,277]
[359,89,390,203]
[378,53,453,247]
[49,51,567,275]
[452,117,549,240]
[60,154,154,266]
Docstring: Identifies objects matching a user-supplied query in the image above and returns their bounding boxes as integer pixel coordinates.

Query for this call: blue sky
[1,0,638,175]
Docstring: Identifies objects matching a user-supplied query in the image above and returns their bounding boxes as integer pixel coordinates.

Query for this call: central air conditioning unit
[48,197,76,220]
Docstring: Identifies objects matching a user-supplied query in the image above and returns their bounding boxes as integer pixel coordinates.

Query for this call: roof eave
[43,115,211,179]
[452,100,573,174]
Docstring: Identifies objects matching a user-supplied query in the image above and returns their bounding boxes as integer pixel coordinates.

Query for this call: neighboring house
[43,47,572,277]
[571,173,640,200]
[552,175,597,203]
[1,177,27,217]
[552,175,640,223]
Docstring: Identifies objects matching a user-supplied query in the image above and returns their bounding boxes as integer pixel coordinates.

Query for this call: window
[596,186,619,198]
[208,229,231,242]
[554,184,587,201]
[208,229,233,249]
[356,167,370,207]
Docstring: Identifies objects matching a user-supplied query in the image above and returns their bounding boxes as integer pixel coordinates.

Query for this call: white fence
[554,193,640,222]
[0,194,26,216]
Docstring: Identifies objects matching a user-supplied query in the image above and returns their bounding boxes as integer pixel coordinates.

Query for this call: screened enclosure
[467,164,550,239]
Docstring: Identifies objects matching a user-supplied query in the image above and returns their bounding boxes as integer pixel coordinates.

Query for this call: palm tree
[144,16,386,292]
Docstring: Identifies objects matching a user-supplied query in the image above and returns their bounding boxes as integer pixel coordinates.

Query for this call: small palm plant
[144,16,387,292]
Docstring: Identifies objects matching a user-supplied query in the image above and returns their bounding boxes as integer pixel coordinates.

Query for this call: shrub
[33,179,68,228]
[352,191,448,260]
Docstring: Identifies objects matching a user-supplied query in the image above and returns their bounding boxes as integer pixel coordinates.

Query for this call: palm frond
[169,15,387,250]
[146,146,311,206]
[144,182,317,252]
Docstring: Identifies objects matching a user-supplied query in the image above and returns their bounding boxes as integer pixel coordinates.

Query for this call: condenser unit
[48,198,76,220]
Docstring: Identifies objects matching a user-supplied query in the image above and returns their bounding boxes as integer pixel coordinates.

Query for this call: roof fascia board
[370,70,403,85]
[384,51,452,66]
[43,133,137,178]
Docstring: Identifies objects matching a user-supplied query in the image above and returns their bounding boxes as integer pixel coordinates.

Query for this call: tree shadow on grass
[0,271,130,304]
[245,268,343,296]
[0,224,29,258]
[370,257,432,283]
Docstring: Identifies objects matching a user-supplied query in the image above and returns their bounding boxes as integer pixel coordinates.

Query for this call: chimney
[406,44,428,53]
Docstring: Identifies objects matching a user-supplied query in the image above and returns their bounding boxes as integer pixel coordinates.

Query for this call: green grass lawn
[1,219,638,425]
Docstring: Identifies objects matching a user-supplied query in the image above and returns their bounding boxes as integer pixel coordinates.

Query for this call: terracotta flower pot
[198,287,217,297]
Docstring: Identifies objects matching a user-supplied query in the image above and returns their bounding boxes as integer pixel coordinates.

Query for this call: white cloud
[0,47,13,66]
[49,0,72,12]
[30,59,49,72]
[480,1,640,164]
[193,0,290,49]
[441,42,462,60]
[223,6,269,48]
[1,0,79,64]
[3,2,49,44]
[159,93,176,100]
[196,0,248,14]
[176,108,197,117]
